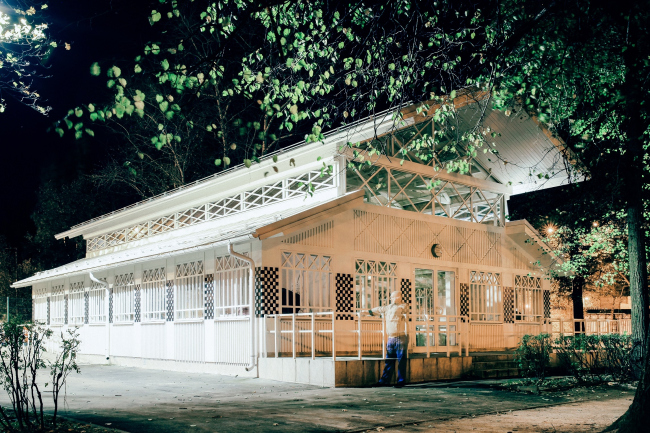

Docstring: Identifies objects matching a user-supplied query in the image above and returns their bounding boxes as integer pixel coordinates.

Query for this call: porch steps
[471,354,520,379]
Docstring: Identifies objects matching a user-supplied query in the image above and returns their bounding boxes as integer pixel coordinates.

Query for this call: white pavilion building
[12,95,577,386]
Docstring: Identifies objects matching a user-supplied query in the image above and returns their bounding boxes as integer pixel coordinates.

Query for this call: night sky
[0,1,153,247]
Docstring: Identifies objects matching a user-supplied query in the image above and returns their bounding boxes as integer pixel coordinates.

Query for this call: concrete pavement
[1,364,632,432]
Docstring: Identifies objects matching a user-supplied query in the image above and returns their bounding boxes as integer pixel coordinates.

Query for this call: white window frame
[280,252,333,314]
[68,281,85,325]
[515,275,544,322]
[33,287,48,323]
[88,280,106,324]
[50,284,65,325]
[113,273,135,323]
[214,255,250,318]
[469,271,502,322]
[142,267,166,321]
[175,261,204,320]
[354,259,397,311]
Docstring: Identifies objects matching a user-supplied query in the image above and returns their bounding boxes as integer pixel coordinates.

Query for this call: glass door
[413,268,457,353]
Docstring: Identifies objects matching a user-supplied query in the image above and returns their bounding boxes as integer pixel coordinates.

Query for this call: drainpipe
[89,271,110,361]
[227,243,257,372]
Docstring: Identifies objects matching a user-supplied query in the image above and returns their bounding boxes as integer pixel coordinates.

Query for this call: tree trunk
[627,190,648,365]
[572,276,585,333]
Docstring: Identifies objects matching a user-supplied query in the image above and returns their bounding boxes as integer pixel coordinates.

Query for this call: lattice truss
[469,271,502,322]
[280,252,333,313]
[87,168,336,253]
[354,259,397,310]
[354,119,499,178]
[347,162,504,226]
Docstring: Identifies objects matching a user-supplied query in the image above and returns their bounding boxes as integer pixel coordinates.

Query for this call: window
[354,260,397,311]
[88,279,106,323]
[175,261,204,320]
[142,267,166,321]
[50,284,65,325]
[515,275,543,322]
[68,281,85,325]
[469,271,502,321]
[113,273,135,322]
[214,255,250,317]
[33,287,48,323]
[280,252,333,314]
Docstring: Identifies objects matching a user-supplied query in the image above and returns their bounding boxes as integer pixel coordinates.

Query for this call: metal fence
[0,297,32,323]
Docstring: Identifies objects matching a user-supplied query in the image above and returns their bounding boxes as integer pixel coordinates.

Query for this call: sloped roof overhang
[505,219,560,271]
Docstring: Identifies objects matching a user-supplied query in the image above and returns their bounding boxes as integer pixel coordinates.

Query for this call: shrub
[514,333,553,382]
[0,319,81,432]
[554,333,637,384]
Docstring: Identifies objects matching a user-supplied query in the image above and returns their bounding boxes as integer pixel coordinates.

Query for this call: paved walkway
[1,365,632,432]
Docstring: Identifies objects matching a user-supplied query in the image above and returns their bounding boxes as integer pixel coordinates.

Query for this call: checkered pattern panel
[205,274,215,320]
[134,284,141,322]
[108,288,113,324]
[543,290,551,319]
[166,281,174,321]
[64,294,68,325]
[459,283,469,317]
[400,279,412,316]
[84,291,89,324]
[46,297,50,325]
[336,273,354,320]
[503,287,514,323]
[255,267,279,317]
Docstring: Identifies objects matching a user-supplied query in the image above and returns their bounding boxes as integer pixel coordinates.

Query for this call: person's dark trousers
[379,335,408,385]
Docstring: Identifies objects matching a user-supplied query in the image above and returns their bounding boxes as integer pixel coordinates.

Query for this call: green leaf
[214,159,222,166]
[223,156,231,165]
[134,64,142,73]
[75,108,83,117]
[161,59,169,71]
[90,62,101,76]
[244,159,252,168]
[85,128,95,137]
[150,10,162,25]
[55,128,64,138]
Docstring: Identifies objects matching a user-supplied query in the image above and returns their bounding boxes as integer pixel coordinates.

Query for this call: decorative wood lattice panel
[87,168,336,253]
[282,220,334,248]
[354,210,501,266]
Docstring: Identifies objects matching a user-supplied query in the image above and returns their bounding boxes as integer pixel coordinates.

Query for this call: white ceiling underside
[457,101,579,195]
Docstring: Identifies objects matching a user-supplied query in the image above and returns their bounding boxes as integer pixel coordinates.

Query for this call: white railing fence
[264,312,469,359]
[549,318,632,338]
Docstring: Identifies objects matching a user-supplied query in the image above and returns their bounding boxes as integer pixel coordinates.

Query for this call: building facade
[13,98,571,384]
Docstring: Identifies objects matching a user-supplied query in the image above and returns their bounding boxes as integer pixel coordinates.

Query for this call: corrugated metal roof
[457,102,579,194]
[11,198,330,288]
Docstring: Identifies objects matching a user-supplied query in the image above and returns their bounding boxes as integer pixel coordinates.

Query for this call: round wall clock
[431,243,441,258]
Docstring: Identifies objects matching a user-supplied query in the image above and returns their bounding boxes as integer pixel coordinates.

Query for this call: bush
[514,333,553,382]
[554,333,637,384]
[0,319,80,432]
